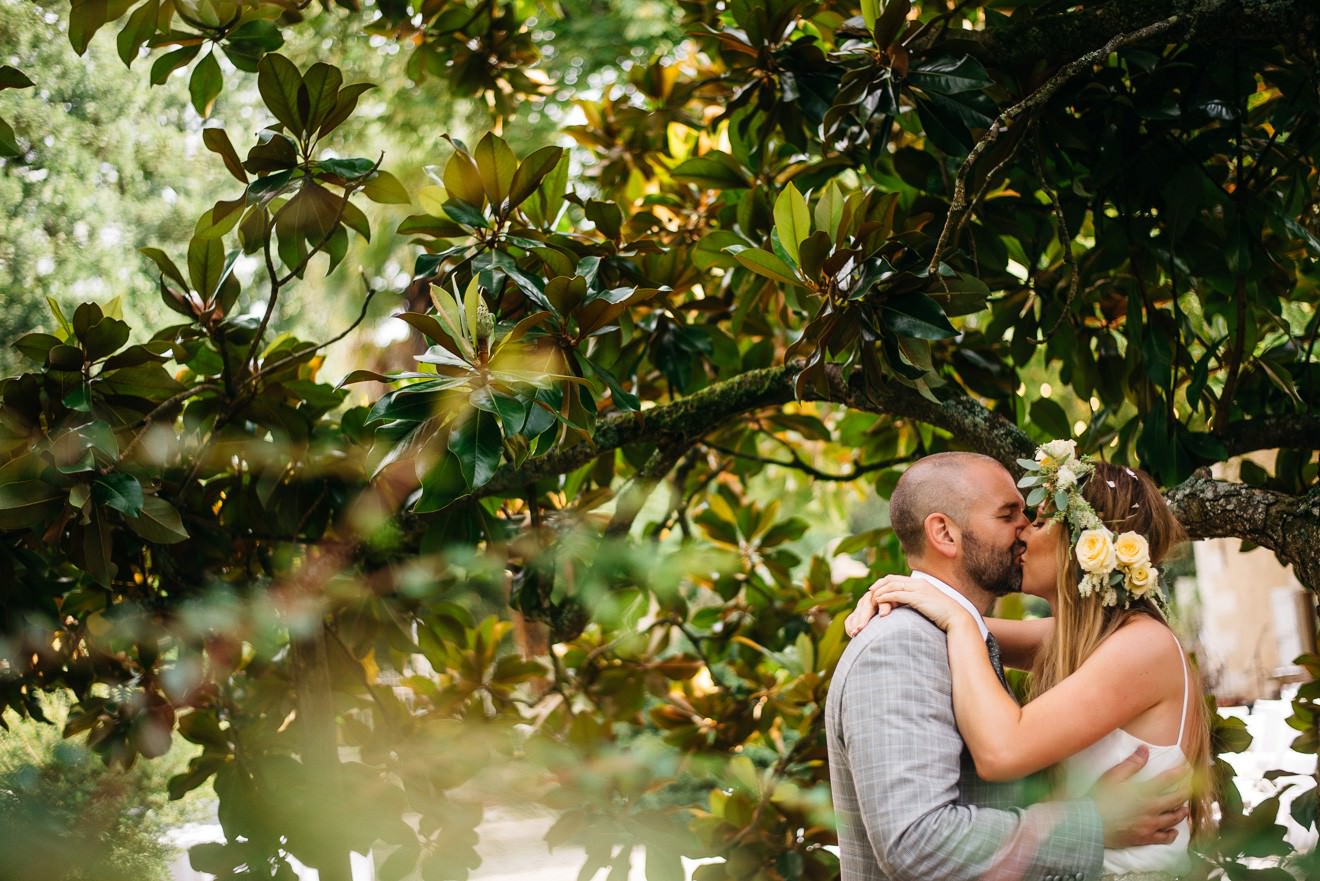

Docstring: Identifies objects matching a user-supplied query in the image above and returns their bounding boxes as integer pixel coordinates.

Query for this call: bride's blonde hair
[1028,462,1215,839]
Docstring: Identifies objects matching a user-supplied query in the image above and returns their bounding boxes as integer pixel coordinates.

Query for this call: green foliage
[0,2,1318,880]
[0,695,207,881]
[0,0,232,375]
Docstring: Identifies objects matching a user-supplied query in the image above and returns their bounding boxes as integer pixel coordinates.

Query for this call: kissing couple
[827,442,1213,881]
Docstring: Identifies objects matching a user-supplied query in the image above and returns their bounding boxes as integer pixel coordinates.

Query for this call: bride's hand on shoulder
[844,585,895,637]
[865,575,974,634]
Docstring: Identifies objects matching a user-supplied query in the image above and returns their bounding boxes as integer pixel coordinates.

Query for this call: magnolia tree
[1,2,1318,880]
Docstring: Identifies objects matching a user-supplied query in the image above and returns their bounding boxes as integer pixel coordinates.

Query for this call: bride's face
[1020,517,1063,600]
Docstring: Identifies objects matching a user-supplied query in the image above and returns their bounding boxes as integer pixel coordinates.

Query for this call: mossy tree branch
[462,362,1320,590]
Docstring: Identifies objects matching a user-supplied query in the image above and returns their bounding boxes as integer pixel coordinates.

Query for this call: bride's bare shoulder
[1098,613,1184,666]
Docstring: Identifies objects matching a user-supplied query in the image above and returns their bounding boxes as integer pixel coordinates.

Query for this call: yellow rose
[1075,528,1116,574]
[1114,532,1150,567]
[1127,562,1159,596]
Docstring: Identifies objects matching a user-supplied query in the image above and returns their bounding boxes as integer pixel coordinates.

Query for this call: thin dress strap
[1172,627,1191,750]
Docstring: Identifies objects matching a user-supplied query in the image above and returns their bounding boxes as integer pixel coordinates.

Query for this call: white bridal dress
[1059,629,1193,877]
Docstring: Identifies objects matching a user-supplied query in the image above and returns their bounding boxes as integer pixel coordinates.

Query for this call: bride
[845,441,1214,878]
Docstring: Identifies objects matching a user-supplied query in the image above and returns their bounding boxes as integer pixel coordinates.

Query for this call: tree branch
[460,362,1320,590]
[1166,473,1320,591]
[1217,414,1320,457]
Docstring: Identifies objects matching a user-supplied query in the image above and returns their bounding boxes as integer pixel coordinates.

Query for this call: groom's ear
[923,512,961,559]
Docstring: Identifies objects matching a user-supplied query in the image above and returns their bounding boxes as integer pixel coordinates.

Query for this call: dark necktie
[985,632,1011,694]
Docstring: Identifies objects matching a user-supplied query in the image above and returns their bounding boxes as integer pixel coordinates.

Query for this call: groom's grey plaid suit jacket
[826,607,1104,881]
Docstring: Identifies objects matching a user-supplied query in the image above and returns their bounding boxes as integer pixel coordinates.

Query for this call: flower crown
[1016,439,1167,612]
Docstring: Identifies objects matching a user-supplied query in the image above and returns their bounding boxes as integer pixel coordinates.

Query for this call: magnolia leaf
[92,473,145,517]
[202,127,248,183]
[732,248,802,287]
[257,53,304,134]
[508,145,563,208]
[363,170,410,204]
[0,480,65,530]
[773,183,811,265]
[300,62,343,134]
[442,146,485,208]
[189,51,223,118]
[125,495,190,544]
[474,132,517,210]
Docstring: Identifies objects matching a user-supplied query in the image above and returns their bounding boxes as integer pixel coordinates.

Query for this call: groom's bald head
[889,452,1007,557]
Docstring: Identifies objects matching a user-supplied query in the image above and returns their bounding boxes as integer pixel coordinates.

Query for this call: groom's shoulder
[836,606,947,674]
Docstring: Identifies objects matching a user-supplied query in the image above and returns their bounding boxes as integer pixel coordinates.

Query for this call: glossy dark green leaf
[585,200,623,240]
[69,0,134,56]
[1028,398,1072,440]
[732,248,802,287]
[257,53,304,134]
[300,62,343,134]
[318,82,374,137]
[13,332,63,364]
[448,409,502,490]
[340,199,371,241]
[474,132,516,209]
[317,157,377,180]
[245,135,299,176]
[275,181,342,241]
[92,472,144,517]
[189,51,223,118]
[97,364,186,401]
[671,152,752,189]
[0,117,18,157]
[82,317,131,361]
[874,0,911,48]
[222,20,285,73]
[908,55,993,96]
[442,146,485,208]
[912,94,974,156]
[0,480,65,529]
[442,199,488,229]
[79,506,115,586]
[881,293,958,339]
[116,0,158,66]
[202,127,248,183]
[149,45,200,87]
[188,234,225,299]
[0,66,34,90]
[507,145,563,208]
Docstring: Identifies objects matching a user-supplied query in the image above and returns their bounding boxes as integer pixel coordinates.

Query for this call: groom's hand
[1091,746,1193,848]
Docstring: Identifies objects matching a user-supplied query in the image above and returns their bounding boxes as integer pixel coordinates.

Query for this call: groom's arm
[838,610,1104,881]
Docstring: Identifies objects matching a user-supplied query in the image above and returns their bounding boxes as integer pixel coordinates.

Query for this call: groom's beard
[962,529,1025,596]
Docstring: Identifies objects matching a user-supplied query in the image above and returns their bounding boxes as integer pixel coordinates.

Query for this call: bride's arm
[846,583,1053,670]
[870,578,1172,782]
[946,618,1169,780]
[986,618,1053,669]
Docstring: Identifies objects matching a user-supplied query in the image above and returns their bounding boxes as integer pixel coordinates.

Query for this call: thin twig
[239,272,381,394]
[243,156,383,372]
[120,382,223,457]
[701,440,902,482]
[1025,133,1079,346]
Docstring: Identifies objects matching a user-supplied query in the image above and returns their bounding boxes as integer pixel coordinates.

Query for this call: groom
[826,452,1189,881]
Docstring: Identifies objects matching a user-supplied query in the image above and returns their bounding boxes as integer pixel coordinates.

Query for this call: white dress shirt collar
[910,570,990,640]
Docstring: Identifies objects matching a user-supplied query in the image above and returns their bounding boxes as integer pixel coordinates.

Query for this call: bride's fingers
[870,587,918,607]
[876,601,894,617]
